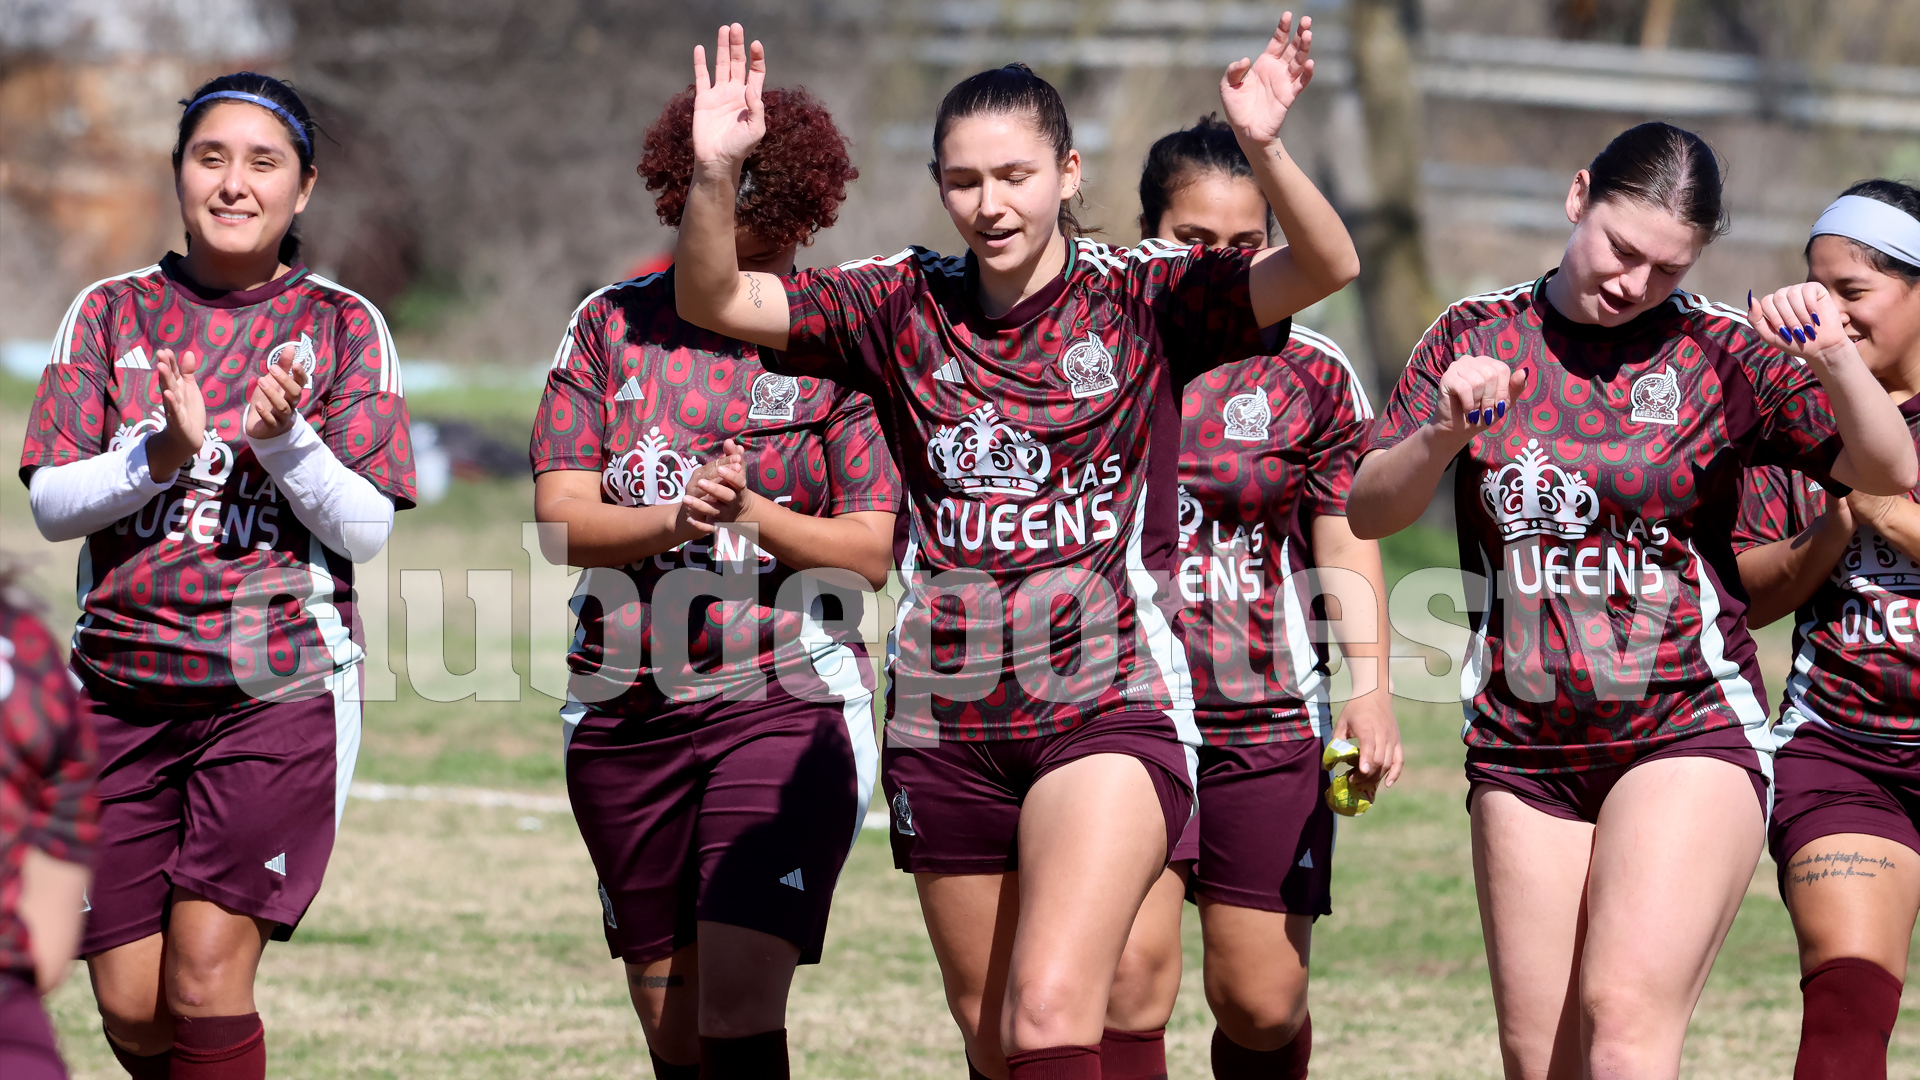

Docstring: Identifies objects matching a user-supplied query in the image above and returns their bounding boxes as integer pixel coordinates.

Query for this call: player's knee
[1006,969,1102,1047]
[1105,944,1180,1030]
[164,950,248,1012]
[1207,981,1308,1052]
[1582,985,1671,1056]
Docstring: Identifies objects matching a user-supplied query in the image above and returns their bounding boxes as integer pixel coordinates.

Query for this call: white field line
[349,781,891,831]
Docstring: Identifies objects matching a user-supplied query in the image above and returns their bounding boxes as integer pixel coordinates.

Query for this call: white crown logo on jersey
[927,404,1052,498]
[747,372,799,421]
[187,429,235,488]
[1629,365,1680,426]
[1481,438,1599,541]
[603,426,692,507]
[1060,332,1120,398]
[1839,528,1920,594]
[1222,386,1272,442]
[271,334,318,379]
[1178,484,1204,550]
[108,411,166,454]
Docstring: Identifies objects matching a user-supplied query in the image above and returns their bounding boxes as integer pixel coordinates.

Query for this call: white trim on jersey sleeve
[1413,280,1536,354]
[548,274,658,371]
[1289,324,1375,421]
[306,272,405,396]
[837,247,918,273]
[47,266,162,368]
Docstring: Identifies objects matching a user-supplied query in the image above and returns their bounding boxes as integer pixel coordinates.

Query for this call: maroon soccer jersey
[1369,274,1845,773]
[1176,325,1372,745]
[779,238,1277,741]
[0,600,97,978]
[1733,396,1920,741]
[17,256,415,708]
[529,271,902,714]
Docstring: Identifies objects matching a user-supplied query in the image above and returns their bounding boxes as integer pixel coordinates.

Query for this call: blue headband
[1810,194,1920,269]
[183,91,311,156]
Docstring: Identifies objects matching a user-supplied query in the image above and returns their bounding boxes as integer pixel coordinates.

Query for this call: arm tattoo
[631,973,686,989]
[748,277,763,309]
[1787,849,1897,888]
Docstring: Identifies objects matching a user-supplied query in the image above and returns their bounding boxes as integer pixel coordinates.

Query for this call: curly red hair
[641,85,857,249]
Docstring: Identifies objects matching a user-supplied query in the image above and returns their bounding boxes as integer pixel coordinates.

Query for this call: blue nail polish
[1496,401,1507,419]
[1747,290,1754,307]
[1467,409,1480,424]
[1793,328,1808,344]
[1812,312,1821,326]
[1805,324,1816,339]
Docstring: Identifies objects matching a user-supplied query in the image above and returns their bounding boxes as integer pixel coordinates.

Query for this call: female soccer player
[19,73,414,1079]
[530,84,899,1080]
[1347,123,1917,1079]
[1097,116,1400,1080]
[673,19,1358,1079]
[1733,179,1920,1079]
[0,569,97,1080]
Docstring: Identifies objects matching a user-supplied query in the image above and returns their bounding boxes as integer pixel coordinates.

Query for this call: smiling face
[1808,234,1920,387]
[1555,170,1705,326]
[1149,168,1268,250]
[934,112,1081,278]
[175,101,315,267]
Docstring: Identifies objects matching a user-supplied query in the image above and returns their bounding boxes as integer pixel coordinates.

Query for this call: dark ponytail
[1585,121,1727,240]
[1138,114,1261,237]
[172,71,317,266]
[930,63,1089,237]
[1811,179,1920,284]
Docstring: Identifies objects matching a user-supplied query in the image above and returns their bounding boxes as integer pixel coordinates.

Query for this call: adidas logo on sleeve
[778,868,806,891]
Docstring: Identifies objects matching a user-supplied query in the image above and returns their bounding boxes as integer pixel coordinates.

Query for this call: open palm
[1220,12,1315,144]
[690,23,766,171]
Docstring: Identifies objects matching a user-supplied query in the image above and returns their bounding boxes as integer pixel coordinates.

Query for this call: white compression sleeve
[27,438,177,542]
[248,412,396,563]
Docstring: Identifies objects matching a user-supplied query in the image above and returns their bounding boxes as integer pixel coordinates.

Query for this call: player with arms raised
[1349,123,1917,1079]
[673,18,1357,1080]
[530,85,899,1080]
[19,73,414,1079]
[1099,116,1399,1080]
[1734,179,1920,1079]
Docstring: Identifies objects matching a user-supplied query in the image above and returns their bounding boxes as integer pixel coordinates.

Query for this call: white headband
[1810,194,1920,268]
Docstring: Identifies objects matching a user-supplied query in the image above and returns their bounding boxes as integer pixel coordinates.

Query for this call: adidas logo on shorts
[779,868,806,891]
[598,881,618,928]
[264,852,287,876]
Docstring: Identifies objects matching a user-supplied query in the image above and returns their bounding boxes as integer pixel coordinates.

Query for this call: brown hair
[1585,122,1728,239]
[641,86,857,249]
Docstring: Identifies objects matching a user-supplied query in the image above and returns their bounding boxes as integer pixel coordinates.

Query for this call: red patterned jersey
[529,271,902,715]
[1,600,97,978]
[17,255,415,708]
[1732,396,1920,741]
[1369,273,1845,774]
[1177,325,1372,745]
[780,239,1277,741]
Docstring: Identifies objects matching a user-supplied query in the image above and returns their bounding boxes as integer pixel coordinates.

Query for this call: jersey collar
[161,252,309,309]
[961,247,1071,335]
[1533,268,1679,344]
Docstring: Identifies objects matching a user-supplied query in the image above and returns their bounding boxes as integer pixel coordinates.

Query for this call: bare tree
[1348,0,1441,396]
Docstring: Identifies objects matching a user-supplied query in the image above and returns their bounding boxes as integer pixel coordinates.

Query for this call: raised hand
[1749,284,1846,364]
[1220,12,1315,145]
[245,341,311,441]
[1433,356,1527,445]
[690,23,767,173]
[149,348,205,477]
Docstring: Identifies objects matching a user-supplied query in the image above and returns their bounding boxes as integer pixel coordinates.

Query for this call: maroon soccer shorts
[565,680,876,966]
[1169,739,1334,917]
[880,710,1196,875]
[77,674,360,956]
[0,973,66,1080]
[1465,723,1768,824]
[1770,717,1920,882]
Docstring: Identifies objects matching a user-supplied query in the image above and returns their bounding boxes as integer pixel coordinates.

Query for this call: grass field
[4,370,1920,1077]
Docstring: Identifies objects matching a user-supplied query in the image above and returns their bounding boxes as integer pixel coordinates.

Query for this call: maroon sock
[699,1029,788,1080]
[106,1032,171,1080]
[1100,1027,1168,1080]
[169,1013,264,1080]
[651,1050,701,1079]
[1005,1044,1101,1080]
[1211,1014,1311,1080]
[1795,957,1902,1080]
